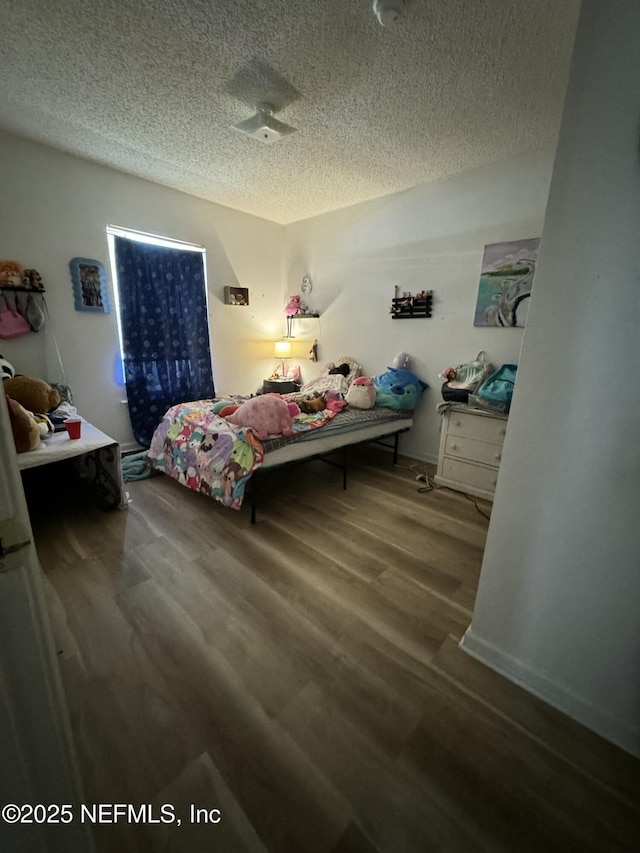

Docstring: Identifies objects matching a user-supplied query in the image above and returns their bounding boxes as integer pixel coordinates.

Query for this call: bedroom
[1,1,639,851]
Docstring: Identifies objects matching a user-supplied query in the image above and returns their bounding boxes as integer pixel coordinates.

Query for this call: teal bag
[477,364,517,410]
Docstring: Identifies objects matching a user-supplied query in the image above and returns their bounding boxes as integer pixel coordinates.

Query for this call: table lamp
[274,340,292,377]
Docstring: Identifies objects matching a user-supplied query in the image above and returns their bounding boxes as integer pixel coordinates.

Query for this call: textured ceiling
[0,0,580,224]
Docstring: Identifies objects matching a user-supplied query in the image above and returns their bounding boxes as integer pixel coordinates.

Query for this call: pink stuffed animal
[284,294,302,316]
[345,376,376,409]
[226,396,300,439]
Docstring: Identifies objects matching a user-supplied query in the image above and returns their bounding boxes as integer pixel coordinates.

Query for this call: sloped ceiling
[0,0,580,224]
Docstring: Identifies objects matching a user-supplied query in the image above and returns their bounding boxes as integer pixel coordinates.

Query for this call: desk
[17,422,127,510]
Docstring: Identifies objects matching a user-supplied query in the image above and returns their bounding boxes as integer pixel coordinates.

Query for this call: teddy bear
[3,375,60,414]
[6,396,42,453]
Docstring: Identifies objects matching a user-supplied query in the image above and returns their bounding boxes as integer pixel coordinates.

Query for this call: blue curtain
[114,237,214,447]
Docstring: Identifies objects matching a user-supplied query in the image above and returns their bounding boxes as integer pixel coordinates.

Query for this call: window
[107,226,214,447]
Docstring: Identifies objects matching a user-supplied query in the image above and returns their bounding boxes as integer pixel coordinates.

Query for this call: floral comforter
[147,400,264,510]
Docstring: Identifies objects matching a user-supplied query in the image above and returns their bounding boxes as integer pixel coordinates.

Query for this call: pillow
[319,355,361,383]
[372,367,428,410]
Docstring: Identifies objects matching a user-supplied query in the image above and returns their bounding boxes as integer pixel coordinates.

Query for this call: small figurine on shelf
[414,289,428,300]
[22,269,45,292]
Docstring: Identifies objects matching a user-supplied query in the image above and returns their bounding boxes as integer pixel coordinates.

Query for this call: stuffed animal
[0,260,23,287]
[3,375,60,414]
[372,366,428,410]
[0,353,15,380]
[392,352,410,370]
[286,363,301,382]
[226,395,301,439]
[212,399,237,414]
[217,404,240,418]
[299,394,326,414]
[284,294,302,316]
[345,376,376,409]
[6,396,42,453]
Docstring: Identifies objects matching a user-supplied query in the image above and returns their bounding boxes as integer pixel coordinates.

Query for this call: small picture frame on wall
[224,286,249,306]
[70,257,110,313]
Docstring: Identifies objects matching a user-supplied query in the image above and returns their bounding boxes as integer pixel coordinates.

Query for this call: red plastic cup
[65,418,82,439]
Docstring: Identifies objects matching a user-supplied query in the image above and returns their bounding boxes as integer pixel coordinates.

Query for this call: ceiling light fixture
[231,103,298,144]
[373,0,407,28]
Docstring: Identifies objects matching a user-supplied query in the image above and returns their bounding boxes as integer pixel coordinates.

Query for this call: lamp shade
[274,340,292,358]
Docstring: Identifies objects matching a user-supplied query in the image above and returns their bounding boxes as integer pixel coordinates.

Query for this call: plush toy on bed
[6,396,42,453]
[299,394,326,414]
[3,375,60,414]
[345,376,376,409]
[226,395,301,439]
[373,354,428,410]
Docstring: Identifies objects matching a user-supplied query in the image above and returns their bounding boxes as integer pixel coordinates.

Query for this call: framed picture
[223,286,249,306]
[473,238,539,327]
[70,257,110,313]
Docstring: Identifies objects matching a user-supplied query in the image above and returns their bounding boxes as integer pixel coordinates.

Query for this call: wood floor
[26,446,640,853]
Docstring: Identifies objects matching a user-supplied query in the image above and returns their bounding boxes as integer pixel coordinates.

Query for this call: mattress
[260,406,413,469]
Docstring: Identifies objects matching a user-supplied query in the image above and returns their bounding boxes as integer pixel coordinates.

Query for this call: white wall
[462,0,640,758]
[284,151,554,461]
[0,132,285,450]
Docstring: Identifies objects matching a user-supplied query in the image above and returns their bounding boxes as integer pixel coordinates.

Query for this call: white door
[0,383,92,852]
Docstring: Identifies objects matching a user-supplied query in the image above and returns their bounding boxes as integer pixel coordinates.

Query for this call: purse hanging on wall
[0,292,31,339]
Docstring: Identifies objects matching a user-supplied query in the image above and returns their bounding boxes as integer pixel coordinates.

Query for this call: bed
[147,356,416,523]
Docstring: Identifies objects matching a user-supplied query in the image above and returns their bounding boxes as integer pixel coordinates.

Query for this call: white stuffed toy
[345,376,376,409]
[392,352,410,369]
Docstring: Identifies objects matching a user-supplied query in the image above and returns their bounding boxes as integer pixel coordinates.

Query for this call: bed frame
[248,417,412,524]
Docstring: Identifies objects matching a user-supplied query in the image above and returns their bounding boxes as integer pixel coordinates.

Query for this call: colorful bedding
[148,400,264,510]
[147,397,344,509]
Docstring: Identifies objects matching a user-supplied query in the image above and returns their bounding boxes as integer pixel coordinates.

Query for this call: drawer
[444,434,503,467]
[440,457,500,495]
[446,411,507,444]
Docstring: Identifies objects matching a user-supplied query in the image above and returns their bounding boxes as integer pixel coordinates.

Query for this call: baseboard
[120,441,144,456]
[460,626,640,759]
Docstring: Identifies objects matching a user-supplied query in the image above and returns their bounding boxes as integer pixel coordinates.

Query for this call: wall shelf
[390,293,432,319]
[286,312,319,337]
[0,285,46,294]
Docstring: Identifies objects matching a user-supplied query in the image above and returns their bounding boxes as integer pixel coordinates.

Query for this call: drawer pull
[451,443,458,450]
[495,453,501,460]
[454,420,461,426]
